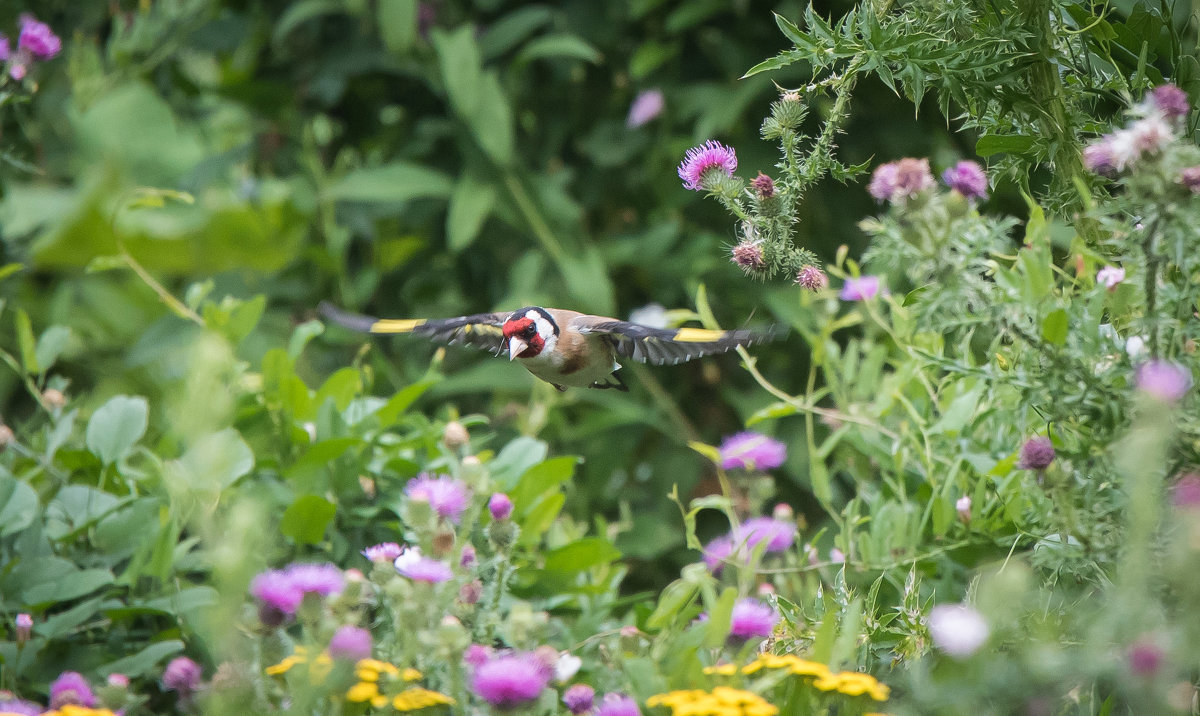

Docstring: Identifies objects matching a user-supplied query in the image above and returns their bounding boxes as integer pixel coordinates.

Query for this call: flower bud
[458,579,483,605]
[42,389,66,410]
[443,421,469,449]
[956,496,972,523]
[488,493,514,521]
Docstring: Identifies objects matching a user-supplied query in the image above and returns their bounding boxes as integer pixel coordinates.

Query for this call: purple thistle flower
[941,160,988,201]
[868,162,900,202]
[795,265,828,291]
[488,493,514,521]
[702,534,736,573]
[362,542,405,563]
[1096,265,1125,290]
[1083,140,1118,176]
[329,625,373,662]
[1129,115,1174,155]
[1017,436,1055,471]
[626,89,664,128]
[563,684,596,714]
[0,699,41,716]
[1135,360,1192,402]
[250,569,303,617]
[163,656,203,694]
[869,158,934,203]
[17,15,60,60]
[752,172,776,199]
[460,543,477,568]
[678,140,738,191]
[405,473,470,523]
[728,598,779,641]
[470,653,551,709]
[50,671,96,708]
[1128,639,1164,676]
[1150,84,1189,119]
[285,563,344,596]
[719,431,786,470]
[839,275,882,301]
[464,644,492,667]
[1180,166,1200,192]
[596,693,642,716]
[1172,474,1200,509]
[396,556,454,583]
[730,241,765,271]
[739,516,796,552]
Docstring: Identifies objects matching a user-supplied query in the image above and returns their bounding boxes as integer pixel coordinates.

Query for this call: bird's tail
[318,302,427,334]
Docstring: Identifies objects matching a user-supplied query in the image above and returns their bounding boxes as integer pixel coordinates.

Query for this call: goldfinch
[318,302,776,391]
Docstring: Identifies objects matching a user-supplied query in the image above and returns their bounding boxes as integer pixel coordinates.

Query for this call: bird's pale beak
[508,338,528,361]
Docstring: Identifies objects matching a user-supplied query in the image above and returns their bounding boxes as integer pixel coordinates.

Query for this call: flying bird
[318,302,776,391]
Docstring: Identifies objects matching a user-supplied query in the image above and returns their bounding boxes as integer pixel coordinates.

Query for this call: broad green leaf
[378,0,417,54]
[273,0,346,46]
[34,325,71,374]
[24,567,114,604]
[542,538,621,573]
[470,74,515,165]
[479,6,554,59]
[374,379,436,424]
[511,456,579,512]
[45,486,121,539]
[281,494,336,544]
[0,474,39,536]
[95,497,163,554]
[0,262,23,281]
[516,34,602,65]
[181,429,254,489]
[98,640,184,678]
[1042,309,1069,345]
[39,597,103,639]
[490,437,549,490]
[288,319,326,360]
[647,578,699,630]
[519,493,564,547]
[702,587,737,649]
[326,163,453,203]
[85,395,149,466]
[16,309,36,373]
[975,134,1036,157]
[433,26,483,117]
[447,174,497,252]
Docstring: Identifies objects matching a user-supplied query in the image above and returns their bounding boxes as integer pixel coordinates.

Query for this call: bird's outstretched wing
[319,302,509,353]
[572,317,778,366]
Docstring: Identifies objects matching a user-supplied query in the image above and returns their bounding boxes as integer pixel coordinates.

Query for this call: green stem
[118,248,205,325]
[502,173,567,263]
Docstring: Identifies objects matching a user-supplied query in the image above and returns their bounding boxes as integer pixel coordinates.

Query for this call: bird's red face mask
[503,317,545,359]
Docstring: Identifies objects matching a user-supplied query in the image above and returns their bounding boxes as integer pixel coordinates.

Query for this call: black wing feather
[576,320,777,366]
[319,302,508,353]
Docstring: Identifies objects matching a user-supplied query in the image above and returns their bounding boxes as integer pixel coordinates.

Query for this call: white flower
[555,653,583,682]
[392,546,423,572]
[1096,266,1125,290]
[955,496,971,522]
[1125,335,1148,360]
[1128,115,1174,155]
[928,604,990,659]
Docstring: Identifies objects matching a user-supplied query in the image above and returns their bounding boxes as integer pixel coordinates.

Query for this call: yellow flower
[647,688,778,716]
[347,681,380,703]
[703,663,739,676]
[42,708,120,716]
[265,654,304,675]
[392,687,456,711]
[812,671,890,702]
[402,667,423,681]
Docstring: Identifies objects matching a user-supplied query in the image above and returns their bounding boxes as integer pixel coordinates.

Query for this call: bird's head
[502,307,558,360]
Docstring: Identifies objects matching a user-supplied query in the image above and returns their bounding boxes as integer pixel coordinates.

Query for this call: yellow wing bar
[369,318,427,333]
[671,327,731,343]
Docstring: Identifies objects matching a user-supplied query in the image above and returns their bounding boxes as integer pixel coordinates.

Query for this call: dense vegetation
[2,1,1200,714]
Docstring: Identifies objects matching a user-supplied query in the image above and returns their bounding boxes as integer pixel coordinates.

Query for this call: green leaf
[0,474,39,537]
[288,320,326,360]
[470,74,515,165]
[378,0,418,54]
[0,262,24,281]
[179,429,255,489]
[24,566,114,604]
[515,34,602,65]
[273,0,346,46]
[519,493,564,547]
[702,587,737,649]
[34,325,71,374]
[16,309,36,373]
[647,578,700,630]
[374,379,436,424]
[490,437,549,490]
[325,163,454,203]
[975,134,1036,157]
[446,174,497,252]
[1042,309,1069,346]
[742,49,805,78]
[45,486,120,539]
[281,494,336,544]
[542,538,621,573]
[98,640,184,678]
[433,26,483,118]
[85,395,149,466]
[478,6,554,59]
[511,456,579,513]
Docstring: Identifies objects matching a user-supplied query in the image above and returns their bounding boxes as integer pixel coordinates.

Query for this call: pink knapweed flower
[1172,474,1200,509]
[17,15,61,59]
[405,473,470,523]
[1135,360,1192,402]
[1083,140,1118,176]
[719,431,786,470]
[739,516,796,552]
[396,556,453,583]
[471,652,551,709]
[1180,166,1200,192]
[1149,84,1189,119]
[596,693,642,716]
[250,569,304,616]
[163,656,203,694]
[362,542,405,563]
[563,684,596,714]
[869,158,935,203]
[329,625,373,661]
[285,563,344,596]
[488,493,514,521]
[752,172,776,199]
[839,275,882,301]
[1097,266,1125,290]
[702,534,736,572]
[1128,638,1164,676]
[678,141,737,191]
[728,598,779,640]
[50,671,96,708]
[730,241,765,271]
[0,699,41,716]
[941,160,988,201]
[1017,436,1055,471]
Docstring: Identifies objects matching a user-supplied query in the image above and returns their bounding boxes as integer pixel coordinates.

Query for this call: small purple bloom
[464,644,492,667]
[1083,140,1118,176]
[941,160,988,201]
[1128,639,1164,676]
[869,158,934,203]
[563,683,596,714]
[250,569,303,616]
[0,699,41,716]
[460,543,478,568]
[1150,84,1189,119]
[739,516,796,552]
[1172,474,1200,509]
[163,656,203,694]
[1017,436,1055,471]
[719,431,787,470]
[702,534,736,573]
[829,547,846,563]
[361,542,405,563]
[868,162,900,202]
[1180,166,1200,192]
[405,473,471,523]
[17,16,61,59]
[956,495,972,522]
[1097,266,1125,290]
[752,172,776,199]
[471,653,551,709]
[626,89,664,128]
[1135,360,1192,402]
[285,563,344,596]
[728,598,779,641]
[839,275,882,301]
[795,265,828,291]
[14,613,32,642]
[396,556,454,583]
[730,241,765,271]
[488,493,514,521]
[50,671,96,708]
[0,36,9,62]
[596,693,642,716]
[329,625,373,662]
[678,140,738,191]
[1129,115,1174,156]
[107,673,130,688]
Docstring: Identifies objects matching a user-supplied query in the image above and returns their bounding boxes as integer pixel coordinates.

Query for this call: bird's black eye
[523,326,536,337]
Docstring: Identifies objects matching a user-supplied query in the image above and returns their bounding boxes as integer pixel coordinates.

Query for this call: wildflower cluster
[647,687,778,716]
[0,14,60,82]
